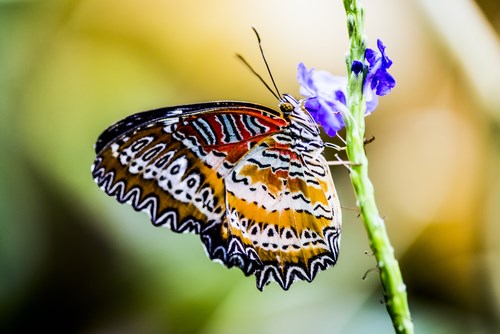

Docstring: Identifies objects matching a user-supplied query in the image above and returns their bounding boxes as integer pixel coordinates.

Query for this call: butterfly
[91,30,341,290]
[92,93,342,290]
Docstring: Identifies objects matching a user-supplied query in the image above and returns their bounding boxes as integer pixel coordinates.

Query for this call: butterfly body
[92,95,341,290]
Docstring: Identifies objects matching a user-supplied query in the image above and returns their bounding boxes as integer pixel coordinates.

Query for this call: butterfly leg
[364,135,375,146]
[325,154,361,175]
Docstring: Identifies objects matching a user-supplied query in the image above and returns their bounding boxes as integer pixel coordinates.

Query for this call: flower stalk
[342,0,414,333]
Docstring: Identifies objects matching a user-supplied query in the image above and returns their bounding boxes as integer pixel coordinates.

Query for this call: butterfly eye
[279,102,294,113]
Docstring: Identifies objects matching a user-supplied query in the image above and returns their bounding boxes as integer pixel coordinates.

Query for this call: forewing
[92,102,287,266]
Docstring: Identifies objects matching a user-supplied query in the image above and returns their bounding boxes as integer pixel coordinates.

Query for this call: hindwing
[224,135,341,290]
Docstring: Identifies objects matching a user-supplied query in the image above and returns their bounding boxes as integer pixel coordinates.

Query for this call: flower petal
[364,39,396,97]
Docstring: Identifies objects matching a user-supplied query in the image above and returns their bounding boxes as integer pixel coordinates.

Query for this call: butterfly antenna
[251,27,282,98]
[236,54,280,100]
[236,28,283,101]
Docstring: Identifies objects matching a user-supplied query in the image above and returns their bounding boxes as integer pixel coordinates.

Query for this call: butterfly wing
[224,134,341,290]
[92,101,288,274]
[92,101,341,290]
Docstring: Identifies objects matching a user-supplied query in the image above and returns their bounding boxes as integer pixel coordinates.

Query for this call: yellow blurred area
[1,0,499,333]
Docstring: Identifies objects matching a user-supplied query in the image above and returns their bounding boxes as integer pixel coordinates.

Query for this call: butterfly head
[278,93,299,114]
[279,102,294,113]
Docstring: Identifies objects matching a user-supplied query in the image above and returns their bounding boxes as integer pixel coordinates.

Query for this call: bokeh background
[1,0,500,333]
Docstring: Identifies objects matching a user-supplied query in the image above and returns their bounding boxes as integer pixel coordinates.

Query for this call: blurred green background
[1,0,500,333]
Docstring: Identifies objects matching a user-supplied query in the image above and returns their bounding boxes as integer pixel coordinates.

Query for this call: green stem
[341,1,414,333]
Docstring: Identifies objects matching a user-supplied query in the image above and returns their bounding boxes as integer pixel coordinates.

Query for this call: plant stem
[342,1,414,333]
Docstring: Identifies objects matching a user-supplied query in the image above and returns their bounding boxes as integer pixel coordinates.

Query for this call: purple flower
[365,39,396,96]
[297,63,348,136]
[297,39,395,137]
[351,60,364,75]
